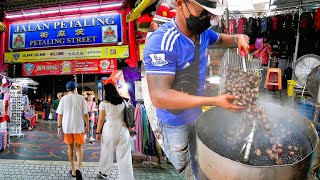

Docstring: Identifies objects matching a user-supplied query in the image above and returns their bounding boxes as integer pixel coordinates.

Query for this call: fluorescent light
[265,3,270,10]
[60,8,79,12]
[80,6,98,11]
[101,3,122,8]
[80,3,122,11]
[6,14,23,18]
[25,12,40,16]
[41,10,59,14]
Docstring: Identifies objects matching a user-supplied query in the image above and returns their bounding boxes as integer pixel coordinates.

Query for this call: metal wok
[196,103,319,180]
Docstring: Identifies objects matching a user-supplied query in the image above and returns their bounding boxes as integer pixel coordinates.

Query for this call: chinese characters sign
[9,14,122,49]
[4,46,129,63]
[22,59,117,76]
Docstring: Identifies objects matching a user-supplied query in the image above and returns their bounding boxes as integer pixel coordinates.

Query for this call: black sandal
[76,169,83,180]
[69,170,77,178]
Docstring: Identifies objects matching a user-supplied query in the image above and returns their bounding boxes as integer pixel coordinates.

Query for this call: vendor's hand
[237,35,250,55]
[57,128,62,138]
[214,94,245,112]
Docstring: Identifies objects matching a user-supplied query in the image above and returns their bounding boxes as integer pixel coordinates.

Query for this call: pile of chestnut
[224,67,260,107]
[224,66,299,165]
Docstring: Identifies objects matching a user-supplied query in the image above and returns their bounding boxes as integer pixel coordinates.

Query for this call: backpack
[229,19,236,34]
[123,100,135,128]
[248,17,258,38]
[283,14,293,33]
[271,15,278,31]
[315,7,320,31]
[300,12,313,33]
[260,16,268,33]
[237,17,247,34]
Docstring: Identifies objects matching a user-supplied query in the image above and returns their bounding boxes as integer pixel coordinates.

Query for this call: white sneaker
[89,137,95,142]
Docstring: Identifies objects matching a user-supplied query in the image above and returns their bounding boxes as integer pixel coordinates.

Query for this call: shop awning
[11,78,39,87]
[126,0,156,22]
[0,22,6,32]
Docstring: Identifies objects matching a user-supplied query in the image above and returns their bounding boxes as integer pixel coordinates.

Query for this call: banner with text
[5,45,129,63]
[9,14,122,50]
[22,59,117,76]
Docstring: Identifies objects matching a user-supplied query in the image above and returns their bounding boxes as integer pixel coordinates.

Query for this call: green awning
[126,0,154,22]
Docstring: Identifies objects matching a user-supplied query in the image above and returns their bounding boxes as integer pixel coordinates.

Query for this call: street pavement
[0,159,183,180]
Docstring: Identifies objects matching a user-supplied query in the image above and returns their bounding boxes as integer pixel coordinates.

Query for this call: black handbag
[169,35,200,114]
[123,99,135,128]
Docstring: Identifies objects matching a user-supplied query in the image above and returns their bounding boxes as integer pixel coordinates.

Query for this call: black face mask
[184,2,211,35]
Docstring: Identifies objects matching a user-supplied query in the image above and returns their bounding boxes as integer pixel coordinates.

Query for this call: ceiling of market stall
[227,0,320,13]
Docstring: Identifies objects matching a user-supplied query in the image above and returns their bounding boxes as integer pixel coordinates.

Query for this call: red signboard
[22,59,117,76]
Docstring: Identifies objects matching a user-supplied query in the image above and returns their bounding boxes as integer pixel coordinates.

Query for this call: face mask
[184,2,211,35]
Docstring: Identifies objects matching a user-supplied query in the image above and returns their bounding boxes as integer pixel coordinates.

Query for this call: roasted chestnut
[256,149,262,157]
[277,148,283,156]
[276,157,283,165]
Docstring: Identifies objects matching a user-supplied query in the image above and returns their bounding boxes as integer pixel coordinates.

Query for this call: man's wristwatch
[96,132,100,134]
[58,126,61,128]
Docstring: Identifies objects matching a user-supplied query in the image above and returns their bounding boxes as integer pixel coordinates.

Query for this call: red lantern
[156,3,170,17]
[168,9,177,18]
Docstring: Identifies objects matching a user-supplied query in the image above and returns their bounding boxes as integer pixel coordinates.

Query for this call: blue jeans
[161,122,198,180]
[89,119,94,138]
[53,110,57,121]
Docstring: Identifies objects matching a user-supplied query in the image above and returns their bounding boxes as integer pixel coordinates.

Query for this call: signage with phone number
[5,45,129,63]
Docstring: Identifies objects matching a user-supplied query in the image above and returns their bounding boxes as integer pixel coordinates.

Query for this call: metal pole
[293,8,302,76]
[82,74,84,96]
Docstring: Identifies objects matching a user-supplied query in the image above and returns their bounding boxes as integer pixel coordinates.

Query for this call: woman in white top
[96,83,134,180]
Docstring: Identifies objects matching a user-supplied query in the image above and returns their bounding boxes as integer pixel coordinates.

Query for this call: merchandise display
[9,84,24,138]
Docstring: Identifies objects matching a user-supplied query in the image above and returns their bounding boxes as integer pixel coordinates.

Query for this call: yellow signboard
[139,44,146,61]
[5,45,129,63]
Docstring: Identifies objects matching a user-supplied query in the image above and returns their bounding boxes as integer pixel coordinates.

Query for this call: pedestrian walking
[96,83,134,180]
[57,81,89,179]
[53,95,61,121]
[86,93,97,143]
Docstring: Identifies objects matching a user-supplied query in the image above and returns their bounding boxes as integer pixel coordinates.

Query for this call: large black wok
[196,102,319,180]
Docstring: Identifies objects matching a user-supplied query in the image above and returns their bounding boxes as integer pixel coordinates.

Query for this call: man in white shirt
[57,81,89,179]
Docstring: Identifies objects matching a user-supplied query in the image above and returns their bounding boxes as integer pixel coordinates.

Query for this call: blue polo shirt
[144,20,220,126]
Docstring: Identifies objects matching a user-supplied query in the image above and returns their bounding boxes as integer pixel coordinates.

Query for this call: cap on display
[66,81,77,91]
[190,0,224,16]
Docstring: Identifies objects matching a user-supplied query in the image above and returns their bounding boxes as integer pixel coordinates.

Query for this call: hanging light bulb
[2,76,7,84]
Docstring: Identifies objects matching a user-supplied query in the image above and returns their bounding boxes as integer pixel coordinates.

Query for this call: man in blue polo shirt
[144,0,249,179]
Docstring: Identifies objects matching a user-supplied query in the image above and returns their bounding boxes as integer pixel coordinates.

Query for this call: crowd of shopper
[55,81,134,180]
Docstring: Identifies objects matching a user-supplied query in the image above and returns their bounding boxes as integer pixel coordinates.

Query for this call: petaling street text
[29,36,97,47]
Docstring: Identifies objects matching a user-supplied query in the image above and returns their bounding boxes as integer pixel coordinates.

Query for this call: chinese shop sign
[4,45,129,63]
[9,14,122,49]
[22,59,117,76]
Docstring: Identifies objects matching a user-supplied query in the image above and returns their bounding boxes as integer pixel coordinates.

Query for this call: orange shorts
[64,133,85,145]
